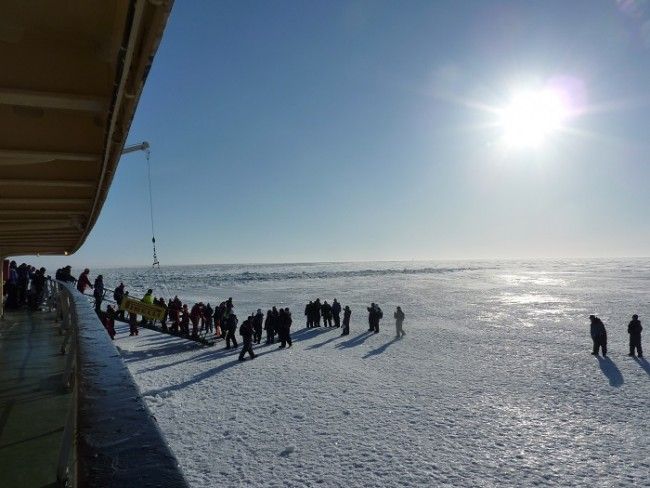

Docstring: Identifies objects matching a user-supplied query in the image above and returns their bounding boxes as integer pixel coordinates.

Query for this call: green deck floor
[0,310,72,488]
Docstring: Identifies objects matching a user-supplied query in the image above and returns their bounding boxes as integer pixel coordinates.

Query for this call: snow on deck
[115,320,649,487]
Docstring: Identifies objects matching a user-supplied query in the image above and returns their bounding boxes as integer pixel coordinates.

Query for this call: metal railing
[51,280,189,488]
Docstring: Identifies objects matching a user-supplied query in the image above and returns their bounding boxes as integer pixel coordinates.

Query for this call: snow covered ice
[108,260,650,487]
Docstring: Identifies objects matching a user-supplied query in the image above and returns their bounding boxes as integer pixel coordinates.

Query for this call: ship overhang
[0,0,173,256]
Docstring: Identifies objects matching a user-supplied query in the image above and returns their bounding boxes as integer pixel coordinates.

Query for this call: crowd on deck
[2,262,644,360]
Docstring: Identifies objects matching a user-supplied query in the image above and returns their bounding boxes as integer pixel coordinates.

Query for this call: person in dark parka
[341,306,351,336]
[332,299,341,328]
[225,313,239,349]
[253,309,264,344]
[628,314,643,357]
[238,317,256,361]
[305,301,313,328]
[394,306,405,338]
[590,315,607,356]
[278,308,293,348]
[264,310,275,344]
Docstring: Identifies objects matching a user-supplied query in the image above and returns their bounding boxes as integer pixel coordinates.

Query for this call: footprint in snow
[279,446,296,457]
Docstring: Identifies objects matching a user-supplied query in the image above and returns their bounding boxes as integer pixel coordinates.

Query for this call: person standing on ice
[628,314,643,357]
[278,308,293,348]
[264,310,275,344]
[253,309,264,344]
[368,303,383,333]
[332,299,342,327]
[224,313,239,349]
[590,315,607,357]
[394,306,405,338]
[238,316,256,361]
[341,306,351,335]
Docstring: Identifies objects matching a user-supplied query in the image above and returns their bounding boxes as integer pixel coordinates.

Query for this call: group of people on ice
[589,314,643,358]
[51,266,645,362]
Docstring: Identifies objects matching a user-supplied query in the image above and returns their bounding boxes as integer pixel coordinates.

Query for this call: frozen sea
[101,259,650,487]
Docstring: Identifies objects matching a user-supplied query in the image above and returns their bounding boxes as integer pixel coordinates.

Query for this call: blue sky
[30,0,650,267]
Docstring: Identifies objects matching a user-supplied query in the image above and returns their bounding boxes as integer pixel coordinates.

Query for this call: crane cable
[145,147,160,267]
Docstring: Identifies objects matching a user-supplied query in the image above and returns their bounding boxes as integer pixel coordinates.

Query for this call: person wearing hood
[225,313,239,349]
[628,314,643,357]
[332,299,342,328]
[76,268,92,294]
[341,306,352,336]
[264,309,275,344]
[238,315,256,361]
[589,315,607,357]
[394,306,405,338]
[93,275,104,314]
[253,309,264,344]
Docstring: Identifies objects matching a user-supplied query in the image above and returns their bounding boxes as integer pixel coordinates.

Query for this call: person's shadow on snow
[633,356,650,377]
[596,356,624,387]
[363,336,400,359]
[335,331,374,349]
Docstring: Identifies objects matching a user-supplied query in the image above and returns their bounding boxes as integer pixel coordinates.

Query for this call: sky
[25,0,650,268]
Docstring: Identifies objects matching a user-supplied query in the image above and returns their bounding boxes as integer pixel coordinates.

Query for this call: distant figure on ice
[225,313,239,349]
[253,309,264,344]
[129,312,139,336]
[278,308,293,348]
[322,300,333,327]
[394,306,405,338]
[113,283,125,319]
[265,309,275,344]
[367,303,383,333]
[238,316,256,361]
[305,301,313,328]
[590,315,607,357]
[341,306,351,336]
[628,314,643,357]
[332,299,341,328]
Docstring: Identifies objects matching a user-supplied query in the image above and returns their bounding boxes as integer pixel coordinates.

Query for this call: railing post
[56,381,77,486]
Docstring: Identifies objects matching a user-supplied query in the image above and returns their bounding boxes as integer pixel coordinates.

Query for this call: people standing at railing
[76,268,92,294]
[93,275,104,314]
[17,263,29,305]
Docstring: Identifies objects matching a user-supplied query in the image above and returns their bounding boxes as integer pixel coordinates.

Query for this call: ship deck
[0,309,71,488]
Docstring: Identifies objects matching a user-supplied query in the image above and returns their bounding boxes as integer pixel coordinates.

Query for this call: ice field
[109,260,650,487]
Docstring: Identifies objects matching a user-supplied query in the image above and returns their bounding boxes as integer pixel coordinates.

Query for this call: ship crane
[121,141,159,267]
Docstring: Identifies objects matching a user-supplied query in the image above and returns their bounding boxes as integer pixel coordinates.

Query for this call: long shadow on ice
[307,332,344,350]
[596,356,624,387]
[335,331,374,349]
[117,340,202,364]
[363,337,401,359]
[633,357,650,377]
[142,358,242,397]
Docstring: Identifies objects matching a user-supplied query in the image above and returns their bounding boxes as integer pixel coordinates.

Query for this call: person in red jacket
[76,268,92,294]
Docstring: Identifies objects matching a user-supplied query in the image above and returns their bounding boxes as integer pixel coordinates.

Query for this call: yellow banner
[120,296,165,321]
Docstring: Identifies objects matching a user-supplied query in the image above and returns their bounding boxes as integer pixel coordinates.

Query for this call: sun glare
[498,89,570,149]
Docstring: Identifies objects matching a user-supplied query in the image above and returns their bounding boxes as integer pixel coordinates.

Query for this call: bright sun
[498,89,570,149]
